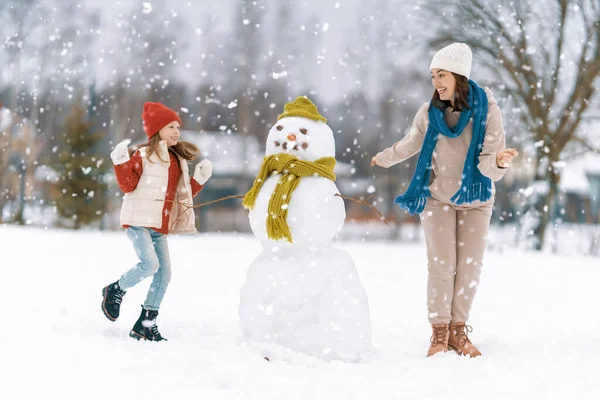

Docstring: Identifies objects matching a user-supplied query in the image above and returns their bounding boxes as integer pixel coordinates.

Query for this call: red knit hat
[141,102,181,139]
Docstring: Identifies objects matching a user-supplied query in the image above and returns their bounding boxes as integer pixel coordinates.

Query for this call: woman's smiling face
[431,68,456,105]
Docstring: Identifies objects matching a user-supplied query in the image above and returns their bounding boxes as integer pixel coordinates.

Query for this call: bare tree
[423,0,600,250]
[0,0,39,111]
[231,1,265,136]
[0,0,57,222]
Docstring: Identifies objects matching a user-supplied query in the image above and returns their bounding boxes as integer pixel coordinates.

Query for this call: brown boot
[448,322,482,357]
[427,323,450,357]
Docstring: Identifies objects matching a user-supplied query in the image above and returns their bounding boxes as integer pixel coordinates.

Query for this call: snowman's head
[265,117,334,161]
[266,96,335,162]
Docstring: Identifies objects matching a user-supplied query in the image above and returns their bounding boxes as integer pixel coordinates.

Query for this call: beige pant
[420,197,493,324]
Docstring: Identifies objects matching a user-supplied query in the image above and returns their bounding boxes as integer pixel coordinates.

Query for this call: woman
[371,43,518,357]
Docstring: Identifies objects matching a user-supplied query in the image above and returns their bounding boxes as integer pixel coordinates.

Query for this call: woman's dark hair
[431,72,470,111]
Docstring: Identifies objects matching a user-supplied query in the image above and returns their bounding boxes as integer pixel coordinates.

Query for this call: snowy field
[1,224,598,400]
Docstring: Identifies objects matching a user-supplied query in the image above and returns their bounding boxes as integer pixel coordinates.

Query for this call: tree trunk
[531,165,561,250]
[0,129,12,223]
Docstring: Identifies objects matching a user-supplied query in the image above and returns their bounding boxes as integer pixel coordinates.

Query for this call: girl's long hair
[431,72,470,111]
[129,134,200,162]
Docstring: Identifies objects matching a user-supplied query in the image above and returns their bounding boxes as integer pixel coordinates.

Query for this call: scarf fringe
[267,212,293,243]
[394,188,431,215]
[450,180,492,205]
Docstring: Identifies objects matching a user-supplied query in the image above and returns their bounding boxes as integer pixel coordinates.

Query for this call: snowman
[239,96,372,362]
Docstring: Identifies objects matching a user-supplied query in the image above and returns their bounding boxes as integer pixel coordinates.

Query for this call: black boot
[129,306,168,341]
[101,281,126,321]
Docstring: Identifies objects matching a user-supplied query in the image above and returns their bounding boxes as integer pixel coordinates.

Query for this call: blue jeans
[118,226,172,311]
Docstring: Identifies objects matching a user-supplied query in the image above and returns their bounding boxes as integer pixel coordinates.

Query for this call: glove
[110,141,130,165]
[194,159,213,185]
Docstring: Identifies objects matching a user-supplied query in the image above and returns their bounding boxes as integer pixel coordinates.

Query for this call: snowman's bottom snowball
[238,246,372,362]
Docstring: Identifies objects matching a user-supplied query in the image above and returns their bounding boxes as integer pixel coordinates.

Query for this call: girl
[372,43,518,357]
[101,101,213,341]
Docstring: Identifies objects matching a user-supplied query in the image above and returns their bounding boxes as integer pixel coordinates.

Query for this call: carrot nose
[287,134,296,141]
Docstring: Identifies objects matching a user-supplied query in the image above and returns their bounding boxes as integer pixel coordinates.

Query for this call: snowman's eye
[276,125,283,131]
[300,128,307,135]
[274,141,281,147]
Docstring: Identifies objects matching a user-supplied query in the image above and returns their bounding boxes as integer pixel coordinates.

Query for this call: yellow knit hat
[277,96,327,123]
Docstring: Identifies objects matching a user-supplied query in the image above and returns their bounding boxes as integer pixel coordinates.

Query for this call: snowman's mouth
[281,142,308,151]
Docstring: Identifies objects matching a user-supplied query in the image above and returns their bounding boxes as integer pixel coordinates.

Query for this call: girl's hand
[194,160,213,185]
[496,148,519,168]
[371,156,378,167]
[110,141,130,165]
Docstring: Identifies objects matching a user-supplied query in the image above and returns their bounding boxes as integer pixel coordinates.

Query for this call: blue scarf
[394,79,492,215]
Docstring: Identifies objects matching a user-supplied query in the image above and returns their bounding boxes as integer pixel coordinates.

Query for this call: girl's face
[431,68,456,105]
[158,121,180,146]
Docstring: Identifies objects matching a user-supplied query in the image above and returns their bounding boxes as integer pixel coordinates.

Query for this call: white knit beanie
[429,43,472,79]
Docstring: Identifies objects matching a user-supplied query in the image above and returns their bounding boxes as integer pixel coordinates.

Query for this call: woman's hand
[496,148,519,168]
[371,156,378,167]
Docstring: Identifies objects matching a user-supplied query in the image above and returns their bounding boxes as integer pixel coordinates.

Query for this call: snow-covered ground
[1,225,598,400]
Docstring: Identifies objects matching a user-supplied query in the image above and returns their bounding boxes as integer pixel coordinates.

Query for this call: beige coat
[120,140,196,234]
[374,87,507,207]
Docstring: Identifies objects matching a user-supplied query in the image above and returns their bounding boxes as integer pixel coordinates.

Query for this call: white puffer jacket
[120,140,196,234]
